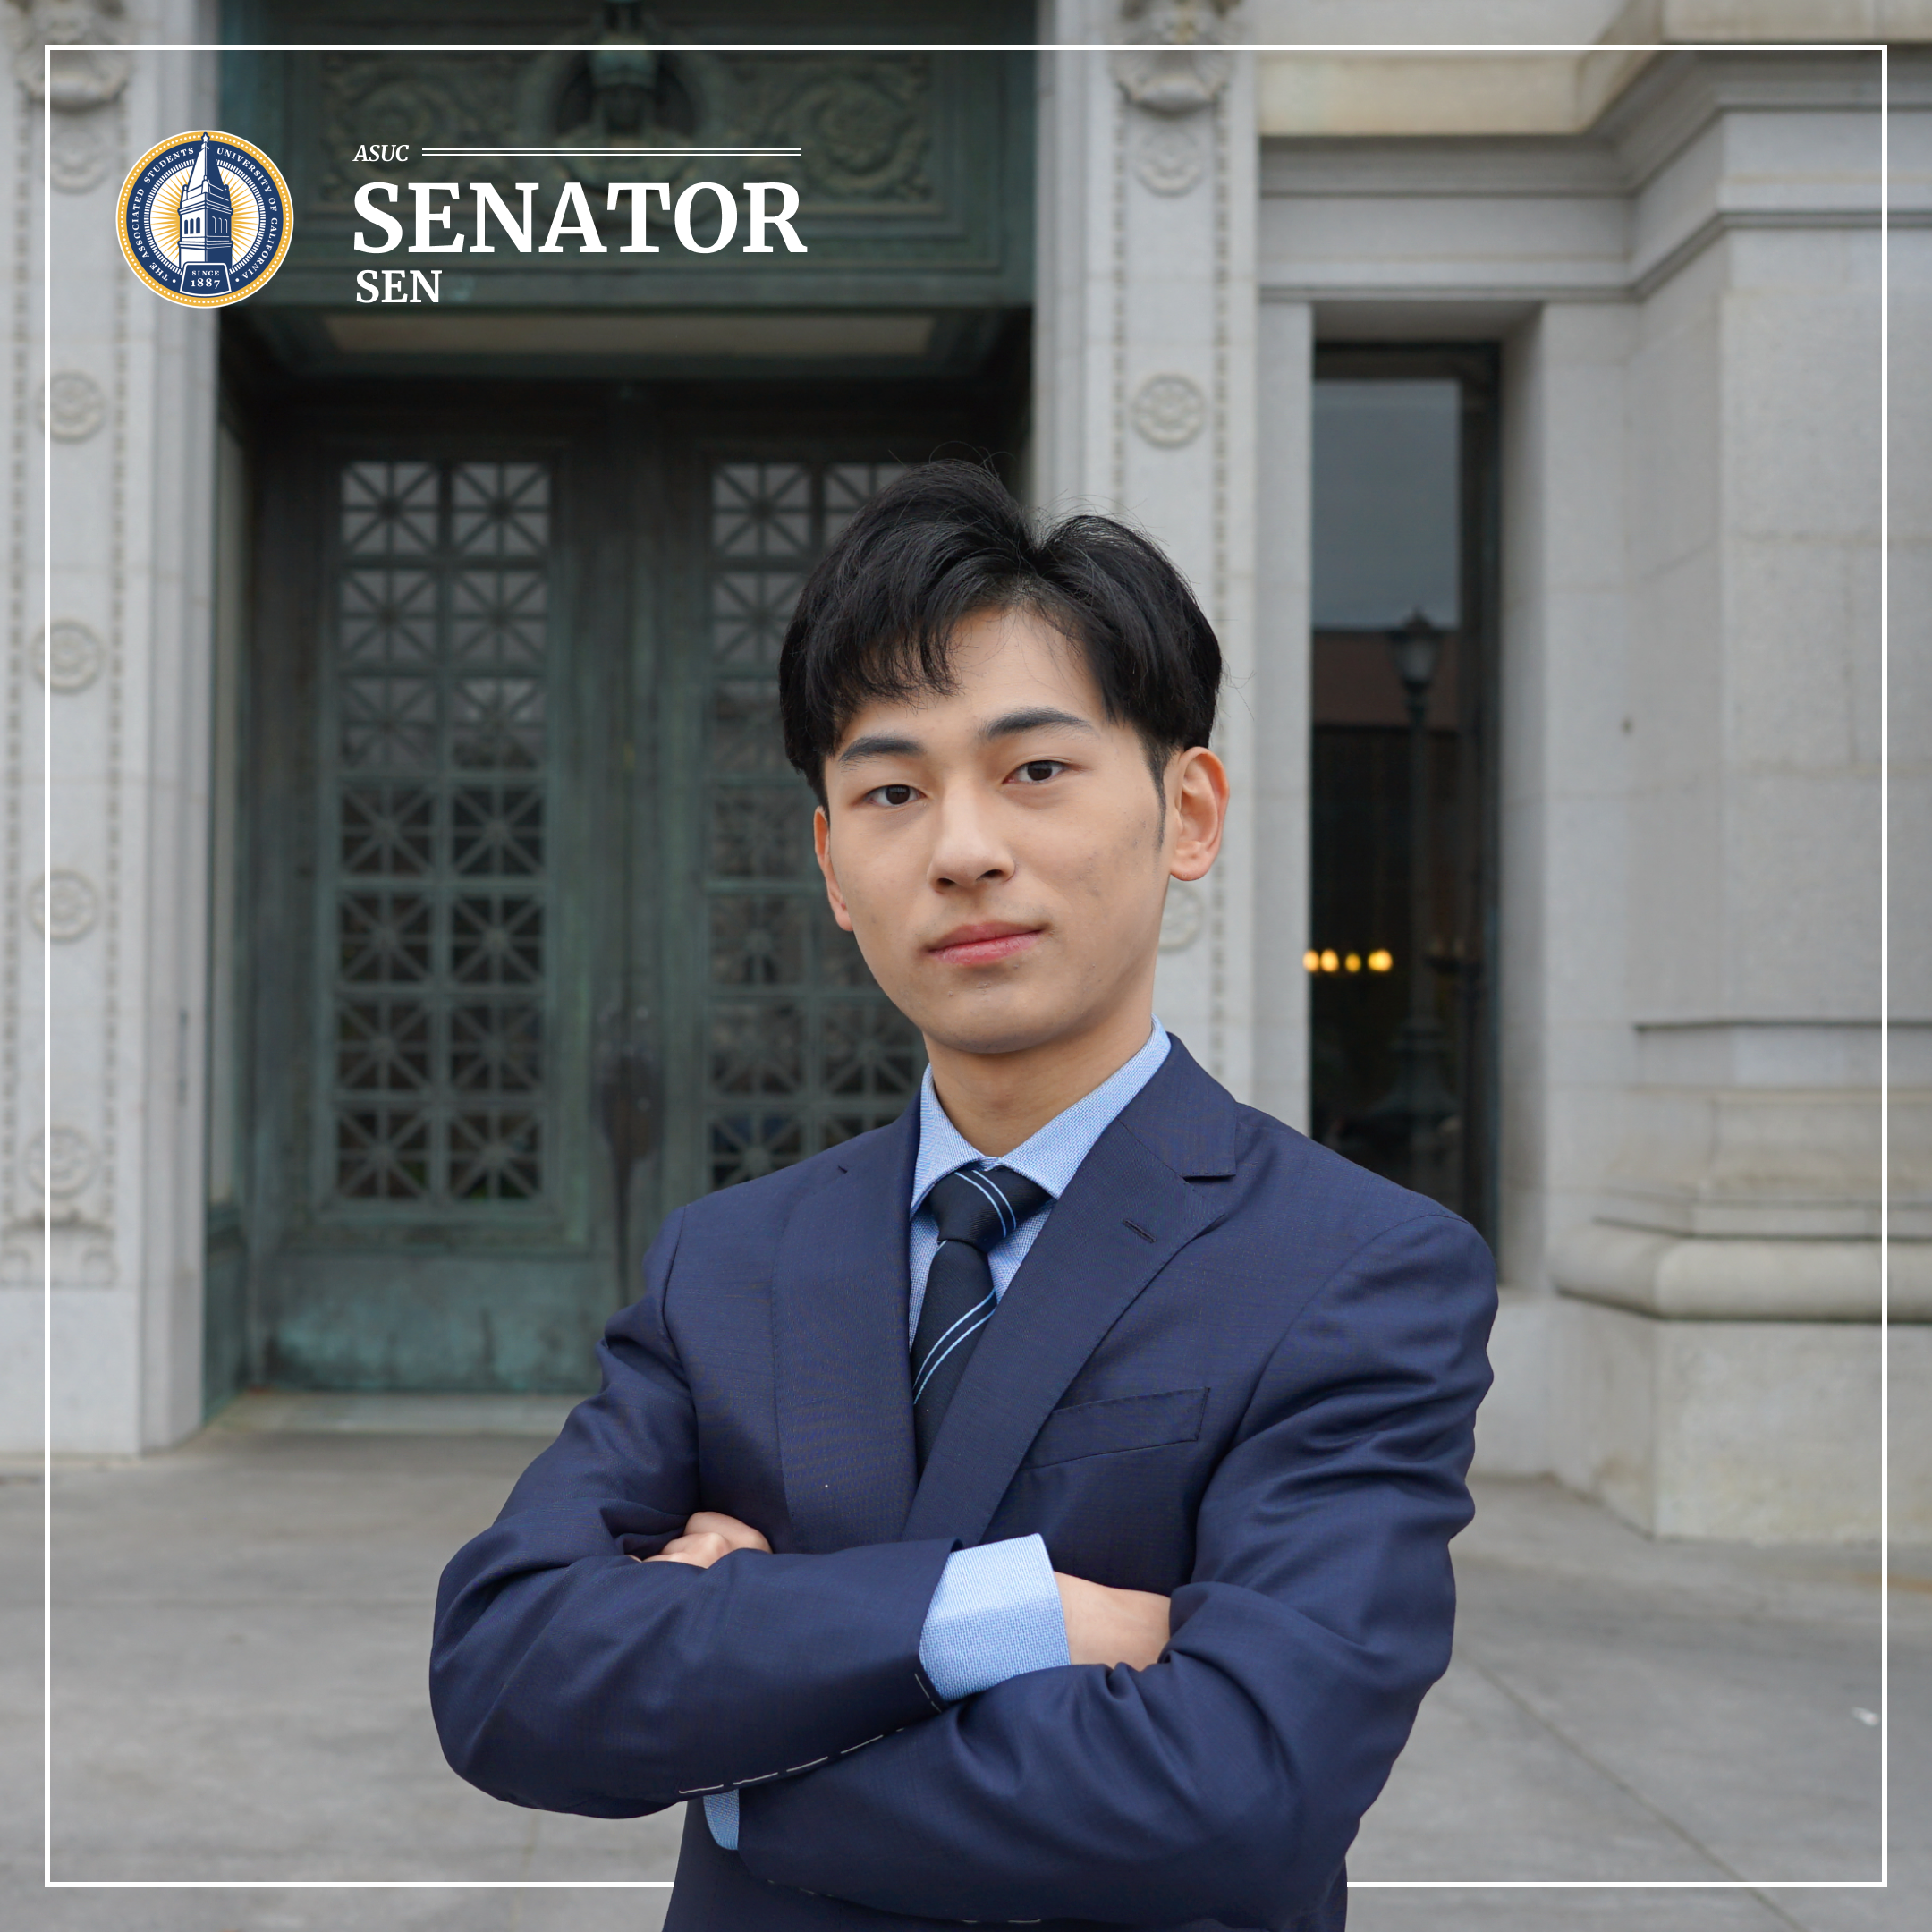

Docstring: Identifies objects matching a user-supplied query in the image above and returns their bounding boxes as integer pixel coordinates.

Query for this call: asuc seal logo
[116,131,292,308]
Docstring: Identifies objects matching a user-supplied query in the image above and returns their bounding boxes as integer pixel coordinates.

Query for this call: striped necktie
[911,1165,1052,1469]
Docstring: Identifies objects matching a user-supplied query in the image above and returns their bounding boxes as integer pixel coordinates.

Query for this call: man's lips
[927,923,1044,968]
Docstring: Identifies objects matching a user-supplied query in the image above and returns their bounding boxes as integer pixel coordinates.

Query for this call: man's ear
[813,805,857,932]
[1168,748,1228,884]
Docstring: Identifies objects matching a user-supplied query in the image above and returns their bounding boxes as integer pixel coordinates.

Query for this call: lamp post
[1365,610,1458,1196]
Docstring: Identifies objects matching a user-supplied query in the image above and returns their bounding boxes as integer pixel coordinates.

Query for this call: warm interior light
[1345,953,1361,972]
[1368,948,1394,972]
[1303,950,1320,972]
[1320,949,1339,973]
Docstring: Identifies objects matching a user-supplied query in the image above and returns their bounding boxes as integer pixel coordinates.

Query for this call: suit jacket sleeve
[735,1208,1497,1928]
[429,1207,955,1818]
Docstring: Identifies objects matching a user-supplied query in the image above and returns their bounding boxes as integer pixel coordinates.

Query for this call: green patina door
[241,386,987,1391]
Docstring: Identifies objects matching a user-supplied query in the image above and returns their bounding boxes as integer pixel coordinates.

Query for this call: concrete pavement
[2,1394,1923,1931]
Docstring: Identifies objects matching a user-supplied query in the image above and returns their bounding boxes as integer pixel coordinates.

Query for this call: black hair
[778,459,1221,806]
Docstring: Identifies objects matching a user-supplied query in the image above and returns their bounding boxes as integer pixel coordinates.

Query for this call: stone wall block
[1554,1295,1885,1541]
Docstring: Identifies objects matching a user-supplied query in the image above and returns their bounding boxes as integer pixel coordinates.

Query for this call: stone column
[0,8,223,1453]
[1487,299,1640,1477]
[1546,55,1919,1540]
[1252,292,1310,1131]
[1893,50,1932,1544]
[1035,0,1259,1101]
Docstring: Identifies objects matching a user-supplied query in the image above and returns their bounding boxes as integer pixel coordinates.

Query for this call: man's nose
[927,784,1013,890]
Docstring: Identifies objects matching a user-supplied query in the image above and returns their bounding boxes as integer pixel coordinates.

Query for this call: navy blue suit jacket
[431,1038,1496,1930]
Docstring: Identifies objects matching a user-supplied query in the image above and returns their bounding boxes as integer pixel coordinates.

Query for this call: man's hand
[1054,1572,1171,1671]
[641,1511,772,1569]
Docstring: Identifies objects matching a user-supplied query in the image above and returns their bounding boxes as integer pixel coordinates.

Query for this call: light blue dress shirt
[705,1021,1172,1851]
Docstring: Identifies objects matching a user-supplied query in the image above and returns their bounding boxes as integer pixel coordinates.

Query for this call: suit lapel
[901,1039,1238,1549]
[769,1106,920,1553]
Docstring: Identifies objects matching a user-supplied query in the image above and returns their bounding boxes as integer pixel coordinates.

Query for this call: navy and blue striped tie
[911,1165,1052,1469]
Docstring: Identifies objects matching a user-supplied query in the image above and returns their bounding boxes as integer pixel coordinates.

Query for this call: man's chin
[904,996,1080,1064]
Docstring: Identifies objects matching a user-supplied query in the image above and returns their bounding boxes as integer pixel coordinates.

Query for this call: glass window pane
[1311,380,1459,630]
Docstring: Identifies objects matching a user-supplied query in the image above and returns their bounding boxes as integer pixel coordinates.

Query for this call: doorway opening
[210,367,1024,1399]
[1307,345,1500,1235]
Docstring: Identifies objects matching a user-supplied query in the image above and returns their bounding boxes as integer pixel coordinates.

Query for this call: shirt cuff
[918,1532,1072,1703]
[703,1790,739,1849]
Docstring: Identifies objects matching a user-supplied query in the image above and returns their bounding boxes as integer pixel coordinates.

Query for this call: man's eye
[865,784,917,808]
[1013,760,1065,784]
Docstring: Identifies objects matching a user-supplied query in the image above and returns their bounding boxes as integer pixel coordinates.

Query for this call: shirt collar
[911,1018,1171,1214]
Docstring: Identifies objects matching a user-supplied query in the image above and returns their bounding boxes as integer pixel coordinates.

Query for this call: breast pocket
[1019,1387,1209,1470]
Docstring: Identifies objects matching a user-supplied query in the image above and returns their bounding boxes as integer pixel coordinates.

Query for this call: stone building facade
[2,0,1923,1542]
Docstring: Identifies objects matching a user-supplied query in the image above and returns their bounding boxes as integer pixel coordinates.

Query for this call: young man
[431,462,1496,1931]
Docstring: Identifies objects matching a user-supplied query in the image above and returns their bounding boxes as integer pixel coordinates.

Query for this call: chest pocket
[1019,1387,1208,1470]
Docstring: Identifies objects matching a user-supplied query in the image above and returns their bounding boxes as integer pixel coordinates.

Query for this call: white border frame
[41,30,1885,1901]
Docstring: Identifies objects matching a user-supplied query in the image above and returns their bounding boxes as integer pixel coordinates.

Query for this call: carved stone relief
[9,0,128,107]
[49,112,108,191]
[1,1223,115,1284]
[741,58,933,206]
[1134,122,1204,194]
[27,1123,96,1198]
[1113,0,1235,117]
[34,619,104,690]
[1131,373,1206,447]
[315,55,530,208]
[514,13,735,193]
[30,869,97,940]
[47,369,104,440]
[317,39,935,213]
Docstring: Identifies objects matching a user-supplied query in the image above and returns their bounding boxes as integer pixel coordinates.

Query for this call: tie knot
[926,1165,1051,1253]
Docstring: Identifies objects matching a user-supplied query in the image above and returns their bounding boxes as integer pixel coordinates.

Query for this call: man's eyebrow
[836,732,924,766]
[979,707,1098,743]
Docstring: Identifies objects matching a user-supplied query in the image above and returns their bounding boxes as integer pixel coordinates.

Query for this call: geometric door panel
[696,458,925,1190]
[320,459,554,1213]
[239,408,993,1397]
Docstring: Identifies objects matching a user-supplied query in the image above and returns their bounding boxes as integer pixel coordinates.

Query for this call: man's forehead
[834,616,1105,744]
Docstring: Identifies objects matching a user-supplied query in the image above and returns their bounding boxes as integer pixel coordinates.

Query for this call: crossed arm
[431,1207,1494,1926]
[647,1509,1172,1671]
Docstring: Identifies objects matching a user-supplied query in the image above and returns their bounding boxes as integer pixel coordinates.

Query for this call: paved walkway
[3,1394,1924,1931]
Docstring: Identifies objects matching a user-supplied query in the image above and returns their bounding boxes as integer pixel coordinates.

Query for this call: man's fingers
[642,1531,725,1567]
[682,1510,772,1554]
[637,1513,773,1569]
[643,1531,736,1568]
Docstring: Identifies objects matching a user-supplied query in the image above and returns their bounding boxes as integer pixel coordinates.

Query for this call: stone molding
[8,0,128,110]
[1258,49,1902,310]
[1607,0,1932,46]
[1550,1219,1930,1322]
[1591,1086,1924,1241]
[1256,12,1916,144]
[1258,48,1654,141]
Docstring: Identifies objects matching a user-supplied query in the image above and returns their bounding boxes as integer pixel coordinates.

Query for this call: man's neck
[924,1004,1156,1157]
